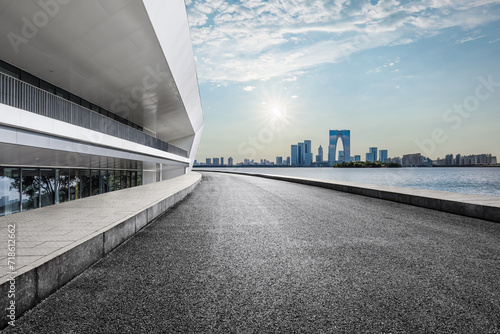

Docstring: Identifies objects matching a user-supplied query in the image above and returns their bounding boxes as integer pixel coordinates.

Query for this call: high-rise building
[286,157,291,166]
[316,145,323,163]
[338,151,345,161]
[213,158,219,166]
[354,155,361,162]
[304,140,313,166]
[291,145,298,166]
[0,1,203,216]
[228,157,234,166]
[328,130,350,164]
[379,150,388,163]
[298,142,305,166]
[365,153,373,162]
[369,147,378,162]
[206,158,212,166]
[276,156,283,165]
[445,154,453,166]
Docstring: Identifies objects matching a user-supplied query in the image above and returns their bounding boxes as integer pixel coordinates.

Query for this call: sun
[271,106,283,118]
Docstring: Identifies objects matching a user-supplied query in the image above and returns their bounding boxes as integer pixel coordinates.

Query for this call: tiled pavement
[0,172,202,285]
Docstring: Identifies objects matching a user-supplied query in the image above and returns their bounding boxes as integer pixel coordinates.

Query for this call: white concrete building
[0,0,203,216]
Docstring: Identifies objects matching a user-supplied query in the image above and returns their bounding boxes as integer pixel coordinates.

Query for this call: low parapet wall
[198,170,500,223]
[0,172,201,330]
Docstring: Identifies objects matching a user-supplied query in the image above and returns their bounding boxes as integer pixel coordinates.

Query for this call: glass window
[81,99,91,109]
[0,168,21,216]
[108,170,115,191]
[40,80,55,94]
[131,171,137,187]
[100,109,109,118]
[20,71,39,87]
[137,171,143,186]
[91,169,100,196]
[40,168,56,207]
[99,170,109,194]
[80,169,91,198]
[55,87,69,100]
[119,170,128,190]
[69,169,80,200]
[0,60,20,78]
[57,169,70,204]
[21,168,39,211]
[69,93,80,104]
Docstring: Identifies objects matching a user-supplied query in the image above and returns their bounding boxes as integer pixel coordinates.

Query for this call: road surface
[5,172,500,333]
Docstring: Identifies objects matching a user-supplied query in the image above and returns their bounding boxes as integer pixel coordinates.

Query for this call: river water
[198,167,500,197]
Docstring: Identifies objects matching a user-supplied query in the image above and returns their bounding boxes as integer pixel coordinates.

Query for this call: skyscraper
[304,140,313,166]
[379,150,388,163]
[291,145,298,166]
[316,145,323,163]
[298,142,305,166]
[368,147,378,162]
[228,157,234,166]
[328,130,351,164]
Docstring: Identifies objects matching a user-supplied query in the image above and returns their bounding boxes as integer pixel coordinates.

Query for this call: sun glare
[271,107,283,118]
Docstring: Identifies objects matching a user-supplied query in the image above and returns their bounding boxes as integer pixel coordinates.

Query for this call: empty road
[5,172,500,333]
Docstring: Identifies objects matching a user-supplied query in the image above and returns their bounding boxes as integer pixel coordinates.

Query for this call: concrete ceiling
[0,0,195,145]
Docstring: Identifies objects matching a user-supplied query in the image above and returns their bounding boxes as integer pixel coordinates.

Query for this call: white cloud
[243,86,256,91]
[455,35,486,44]
[283,76,297,82]
[186,0,500,83]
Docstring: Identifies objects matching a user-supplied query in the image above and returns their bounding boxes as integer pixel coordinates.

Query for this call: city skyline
[186,0,500,162]
[195,128,498,166]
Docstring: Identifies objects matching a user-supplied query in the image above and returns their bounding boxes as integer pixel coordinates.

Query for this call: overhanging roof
[0,0,202,149]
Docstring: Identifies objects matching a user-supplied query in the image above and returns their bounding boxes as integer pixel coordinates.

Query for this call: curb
[197,170,500,224]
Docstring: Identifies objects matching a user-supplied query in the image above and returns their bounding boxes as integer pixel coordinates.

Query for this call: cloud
[243,86,256,91]
[186,0,500,83]
[455,35,486,44]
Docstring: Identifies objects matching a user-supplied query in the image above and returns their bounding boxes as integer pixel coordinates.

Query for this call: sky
[185,0,500,163]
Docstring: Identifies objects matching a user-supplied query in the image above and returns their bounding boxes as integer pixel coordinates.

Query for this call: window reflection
[21,168,39,211]
[0,168,20,216]
[1,166,144,216]
[91,170,100,196]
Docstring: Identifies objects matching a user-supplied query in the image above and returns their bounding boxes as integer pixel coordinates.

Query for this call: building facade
[291,145,298,166]
[316,145,323,163]
[402,153,423,167]
[0,1,203,216]
[303,140,313,166]
[298,142,305,166]
[379,150,388,163]
[328,130,350,164]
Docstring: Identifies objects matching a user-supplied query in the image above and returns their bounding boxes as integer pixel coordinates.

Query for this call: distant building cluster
[194,129,497,168]
[434,154,497,166]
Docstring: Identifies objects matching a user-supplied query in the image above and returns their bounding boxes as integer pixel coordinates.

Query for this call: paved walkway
[0,172,201,285]
[4,172,500,333]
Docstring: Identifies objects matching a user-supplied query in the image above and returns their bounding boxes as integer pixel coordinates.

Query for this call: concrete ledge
[197,170,500,224]
[0,172,201,330]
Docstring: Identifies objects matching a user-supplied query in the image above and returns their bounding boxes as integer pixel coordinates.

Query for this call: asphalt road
[4,172,500,333]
